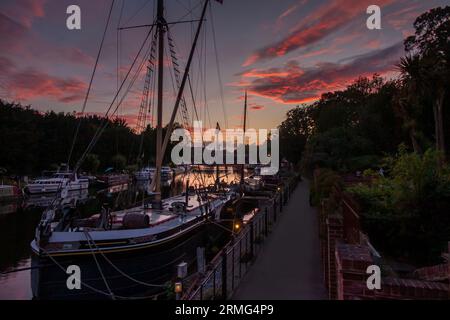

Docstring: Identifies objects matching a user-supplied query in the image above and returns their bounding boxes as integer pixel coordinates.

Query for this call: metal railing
[182,177,298,300]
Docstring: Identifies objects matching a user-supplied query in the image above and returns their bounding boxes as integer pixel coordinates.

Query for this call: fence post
[250,220,254,258]
[273,199,277,222]
[280,192,283,212]
[221,249,227,299]
[264,207,268,236]
[213,270,216,300]
[239,239,242,278]
[287,183,290,200]
[231,245,235,291]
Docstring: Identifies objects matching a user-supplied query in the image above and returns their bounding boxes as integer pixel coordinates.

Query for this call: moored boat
[30,0,230,300]
[134,167,155,181]
[0,185,22,202]
[96,173,131,187]
[31,190,233,299]
[26,171,89,194]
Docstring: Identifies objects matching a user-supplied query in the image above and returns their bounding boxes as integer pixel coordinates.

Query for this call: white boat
[134,167,173,186]
[26,172,89,194]
[134,167,156,181]
[25,189,90,208]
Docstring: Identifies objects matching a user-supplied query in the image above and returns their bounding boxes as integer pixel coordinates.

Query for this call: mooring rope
[38,244,164,300]
[83,230,116,299]
[83,230,167,288]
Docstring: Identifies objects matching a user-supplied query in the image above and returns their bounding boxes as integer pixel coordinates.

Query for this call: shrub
[310,169,341,206]
[347,147,450,265]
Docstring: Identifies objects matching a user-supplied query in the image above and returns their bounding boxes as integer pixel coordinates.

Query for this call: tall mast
[240,90,247,185]
[154,0,165,206]
[149,0,211,193]
[215,122,220,187]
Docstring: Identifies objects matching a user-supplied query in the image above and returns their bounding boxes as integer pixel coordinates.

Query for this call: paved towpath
[233,180,327,299]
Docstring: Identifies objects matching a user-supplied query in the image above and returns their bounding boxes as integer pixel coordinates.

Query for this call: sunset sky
[0,0,448,130]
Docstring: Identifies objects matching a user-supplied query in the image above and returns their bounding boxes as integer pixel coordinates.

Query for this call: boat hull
[31,222,212,300]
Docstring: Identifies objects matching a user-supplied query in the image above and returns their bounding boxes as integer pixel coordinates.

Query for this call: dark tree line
[0,100,175,175]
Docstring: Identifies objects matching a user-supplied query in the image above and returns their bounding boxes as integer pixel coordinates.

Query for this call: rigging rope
[84,230,116,299]
[38,245,163,300]
[187,74,200,121]
[74,24,156,172]
[209,3,228,128]
[83,230,178,288]
[67,0,116,167]
[121,0,153,28]
[167,27,191,129]
[136,31,158,134]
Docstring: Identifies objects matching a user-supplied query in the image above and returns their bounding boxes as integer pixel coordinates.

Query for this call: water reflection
[24,189,90,209]
[0,166,244,300]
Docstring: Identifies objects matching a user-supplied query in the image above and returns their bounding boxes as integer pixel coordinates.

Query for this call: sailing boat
[30,0,234,300]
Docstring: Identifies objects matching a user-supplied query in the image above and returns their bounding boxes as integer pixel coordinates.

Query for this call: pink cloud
[1,0,46,28]
[1,56,87,103]
[249,104,265,111]
[241,43,403,104]
[244,0,395,66]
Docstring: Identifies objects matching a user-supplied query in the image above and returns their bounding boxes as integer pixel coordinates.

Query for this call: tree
[404,6,450,157]
[278,105,315,165]
[82,154,100,174]
[111,154,127,171]
[395,55,425,153]
[300,76,402,172]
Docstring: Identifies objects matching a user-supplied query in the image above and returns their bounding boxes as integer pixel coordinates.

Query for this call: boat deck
[45,193,226,243]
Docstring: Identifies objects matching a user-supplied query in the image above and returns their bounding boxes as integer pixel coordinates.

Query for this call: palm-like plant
[394,55,424,153]
[404,6,450,161]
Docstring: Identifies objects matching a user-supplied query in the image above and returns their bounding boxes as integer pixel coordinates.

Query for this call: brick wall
[316,180,450,300]
[334,242,449,300]
[335,244,374,300]
[326,214,343,299]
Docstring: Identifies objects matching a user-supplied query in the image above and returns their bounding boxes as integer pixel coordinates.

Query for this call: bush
[111,154,127,171]
[347,147,450,265]
[310,169,341,206]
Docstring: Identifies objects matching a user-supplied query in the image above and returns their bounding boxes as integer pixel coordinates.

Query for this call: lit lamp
[234,222,241,232]
[174,282,183,294]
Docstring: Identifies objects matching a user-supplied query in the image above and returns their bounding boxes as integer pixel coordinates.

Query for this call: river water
[0,167,242,300]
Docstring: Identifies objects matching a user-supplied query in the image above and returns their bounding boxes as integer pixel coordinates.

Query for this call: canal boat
[31,0,233,299]
[31,188,233,299]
